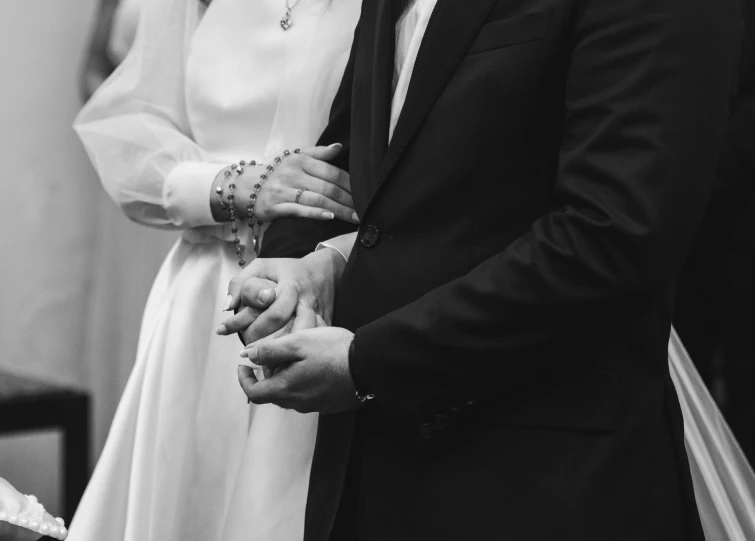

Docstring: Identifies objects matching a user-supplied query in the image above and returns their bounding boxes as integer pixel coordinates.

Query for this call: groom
[222,0,741,539]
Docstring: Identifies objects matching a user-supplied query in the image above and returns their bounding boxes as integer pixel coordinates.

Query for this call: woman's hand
[235,144,358,225]
[217,246,348,344]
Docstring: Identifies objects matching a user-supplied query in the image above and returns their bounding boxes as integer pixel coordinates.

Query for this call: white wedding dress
[69,1,360,540]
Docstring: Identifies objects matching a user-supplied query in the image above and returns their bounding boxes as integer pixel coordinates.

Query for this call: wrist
[303,245,347,288]
[232,162,268,220]
[210,166,232,223]
[210,162,269,223]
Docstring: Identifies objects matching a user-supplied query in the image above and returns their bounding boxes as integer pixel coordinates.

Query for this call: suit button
[418,422,434,439]
[360,225,380,248]
[434,414,450,430]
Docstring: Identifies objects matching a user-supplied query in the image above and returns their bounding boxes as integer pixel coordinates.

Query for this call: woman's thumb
[299,142,342,161]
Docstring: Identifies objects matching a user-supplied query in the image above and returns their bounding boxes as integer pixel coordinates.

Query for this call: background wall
[0,0,175,516]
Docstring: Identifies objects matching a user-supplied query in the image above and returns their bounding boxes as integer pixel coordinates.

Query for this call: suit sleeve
[259,22,361,259]
[351,0,742,413]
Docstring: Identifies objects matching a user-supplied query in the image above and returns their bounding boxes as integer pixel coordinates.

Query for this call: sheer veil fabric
[669,327,755,541]
[69,0,360,540]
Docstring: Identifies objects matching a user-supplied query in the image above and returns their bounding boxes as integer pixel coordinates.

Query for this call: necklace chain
[280,0,303,30]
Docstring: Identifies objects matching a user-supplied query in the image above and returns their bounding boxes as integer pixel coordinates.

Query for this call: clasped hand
[211,144,359,225]
[218,249,361,414]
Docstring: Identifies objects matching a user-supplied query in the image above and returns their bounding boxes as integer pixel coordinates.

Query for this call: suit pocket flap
[468,10,551,55]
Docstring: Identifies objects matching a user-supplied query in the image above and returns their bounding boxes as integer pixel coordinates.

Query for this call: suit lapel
[376,0,499,188]
[349,0,394,199]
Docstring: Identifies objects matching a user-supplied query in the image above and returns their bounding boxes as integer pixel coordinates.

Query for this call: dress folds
[69,0,360,540]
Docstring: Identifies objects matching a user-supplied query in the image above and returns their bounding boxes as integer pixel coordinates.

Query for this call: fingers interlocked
[221,282,301,342]
[238,301,320,408]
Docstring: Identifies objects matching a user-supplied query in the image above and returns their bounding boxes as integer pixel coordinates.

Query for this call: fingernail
[246,345,258,363]
[222,294,233,311]
[322,211,335,220]
[216,324,228,335]
[240,349,248,358]
[258,288,272,304]
[351,212,359,223]
[328,142,343,149]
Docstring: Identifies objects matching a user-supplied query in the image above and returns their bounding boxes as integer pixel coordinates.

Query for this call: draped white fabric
[68,0,361,540]
[75,0,217,230]
[669,327,755,541]
[108,0,147,65]
[75,0,359,235]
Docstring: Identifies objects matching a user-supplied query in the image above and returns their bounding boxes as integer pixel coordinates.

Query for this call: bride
[69,0,362,540]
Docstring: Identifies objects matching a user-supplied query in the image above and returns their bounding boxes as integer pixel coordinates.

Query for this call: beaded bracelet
[244,149,300,258]
[217,149,301,267]
[215,164,253,267]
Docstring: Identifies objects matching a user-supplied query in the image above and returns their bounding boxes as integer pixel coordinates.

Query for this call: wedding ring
[294,189,305,204]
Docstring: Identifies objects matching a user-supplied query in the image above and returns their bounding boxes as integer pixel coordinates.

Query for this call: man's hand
[237,302,360,414]
[218,247,347,344]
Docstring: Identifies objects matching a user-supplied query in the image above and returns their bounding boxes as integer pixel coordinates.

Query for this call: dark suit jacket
[674,0,755,458]
[261,0,741,539]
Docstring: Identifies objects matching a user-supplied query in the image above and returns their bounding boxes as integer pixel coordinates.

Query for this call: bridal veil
[669,327,755,540]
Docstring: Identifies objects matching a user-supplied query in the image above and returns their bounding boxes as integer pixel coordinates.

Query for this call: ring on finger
[294,188,306,204]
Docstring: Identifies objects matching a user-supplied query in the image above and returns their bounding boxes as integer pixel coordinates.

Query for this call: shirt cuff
[163,162,224,228]
[315,232,358,261]
[316,241,349,262]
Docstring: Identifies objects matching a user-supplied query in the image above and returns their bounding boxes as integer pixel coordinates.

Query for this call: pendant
[280,9,293,30]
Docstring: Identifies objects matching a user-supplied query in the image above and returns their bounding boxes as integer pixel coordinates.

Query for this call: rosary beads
[215,149,300,267]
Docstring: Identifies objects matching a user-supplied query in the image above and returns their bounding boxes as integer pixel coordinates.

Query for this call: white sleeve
[74,0,224,229]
